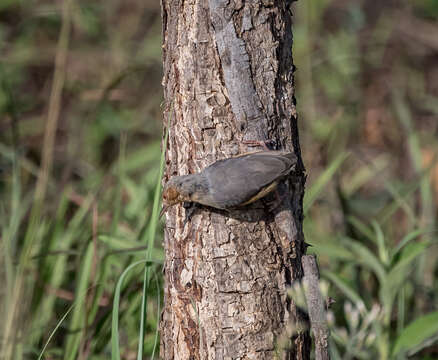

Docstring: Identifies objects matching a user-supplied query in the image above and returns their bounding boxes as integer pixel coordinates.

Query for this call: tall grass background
[0,0,437,359]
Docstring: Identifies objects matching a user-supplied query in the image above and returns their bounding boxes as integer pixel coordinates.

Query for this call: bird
[160,150,297,217]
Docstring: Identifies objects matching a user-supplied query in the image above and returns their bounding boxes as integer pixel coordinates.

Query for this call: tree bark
[160,0,310,359]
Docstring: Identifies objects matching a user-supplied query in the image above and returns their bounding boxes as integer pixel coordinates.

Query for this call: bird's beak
[159,204,170,218]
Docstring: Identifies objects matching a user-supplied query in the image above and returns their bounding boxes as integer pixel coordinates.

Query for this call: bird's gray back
[202,151,297,208]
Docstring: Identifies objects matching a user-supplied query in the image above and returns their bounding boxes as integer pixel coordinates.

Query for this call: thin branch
[302,255,330,360]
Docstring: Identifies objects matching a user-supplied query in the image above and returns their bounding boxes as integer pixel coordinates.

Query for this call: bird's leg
[182,202,198,226]
[242,139,277,151]
[265,189,287,212]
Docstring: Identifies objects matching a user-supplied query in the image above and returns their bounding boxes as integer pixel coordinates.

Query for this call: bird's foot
[242,139,277,151]
[183,202,198,227]
[265,189,287,212]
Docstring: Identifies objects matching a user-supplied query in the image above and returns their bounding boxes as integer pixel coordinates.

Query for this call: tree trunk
[160,0,310,358]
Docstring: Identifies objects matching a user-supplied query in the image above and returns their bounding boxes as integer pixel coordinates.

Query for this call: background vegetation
[0,0,437,359]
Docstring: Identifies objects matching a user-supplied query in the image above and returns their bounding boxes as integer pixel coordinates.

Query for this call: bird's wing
[203,151,297,208]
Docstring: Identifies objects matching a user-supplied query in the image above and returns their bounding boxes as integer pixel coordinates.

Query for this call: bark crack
[208,0,269,141]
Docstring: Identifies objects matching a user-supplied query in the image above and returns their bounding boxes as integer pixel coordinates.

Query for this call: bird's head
[160,175,197,217]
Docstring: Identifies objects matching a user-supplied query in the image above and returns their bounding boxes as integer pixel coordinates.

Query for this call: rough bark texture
[160,0,310,358]
[302,255,330,360]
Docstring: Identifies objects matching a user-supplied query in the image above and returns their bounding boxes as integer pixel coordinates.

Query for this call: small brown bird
[160,150,297,217]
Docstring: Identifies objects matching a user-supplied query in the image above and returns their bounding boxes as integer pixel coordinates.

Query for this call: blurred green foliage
[0,0,437,359]
[295,0,438,358]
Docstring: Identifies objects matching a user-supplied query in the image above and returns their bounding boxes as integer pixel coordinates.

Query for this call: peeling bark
[160,0,310,358]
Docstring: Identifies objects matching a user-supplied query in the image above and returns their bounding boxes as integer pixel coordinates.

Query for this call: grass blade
[343,237,386,284]
[304,152,349,213]
[111,260,148,360]
[63,241,95,360]
[323,270,365,309]
[371,220,389,265]
[392,311,438,356]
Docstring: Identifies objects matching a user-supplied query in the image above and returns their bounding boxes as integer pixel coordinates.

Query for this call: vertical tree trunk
[160,0,310,358]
